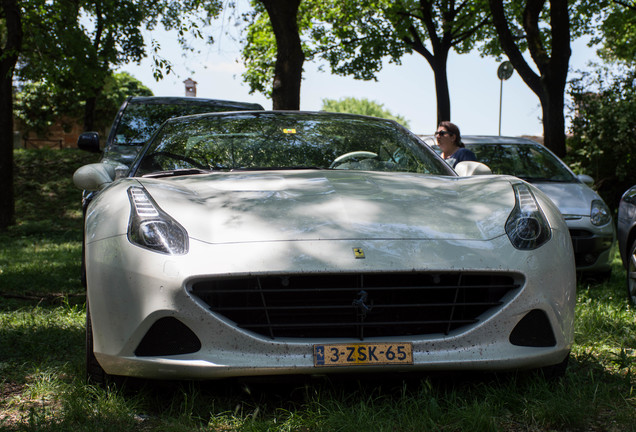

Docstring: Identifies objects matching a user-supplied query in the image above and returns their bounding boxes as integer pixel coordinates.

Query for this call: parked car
[422,135,616,279]
[77,96,264,180]
[76,96,264,287]
[74,111,575,384]
[617,185,636,304]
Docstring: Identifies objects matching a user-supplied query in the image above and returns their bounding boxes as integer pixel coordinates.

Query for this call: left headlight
[506,183,552,250]
[127,186,189,255]
[590,199,612,226]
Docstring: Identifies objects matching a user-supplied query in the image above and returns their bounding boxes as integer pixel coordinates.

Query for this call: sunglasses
[435,130,451,137]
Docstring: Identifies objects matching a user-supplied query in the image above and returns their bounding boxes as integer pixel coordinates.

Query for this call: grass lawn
[0,149,634,431]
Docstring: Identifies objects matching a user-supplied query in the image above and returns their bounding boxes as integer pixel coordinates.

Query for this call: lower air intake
[509,309,557,347]
[135,317,201,357]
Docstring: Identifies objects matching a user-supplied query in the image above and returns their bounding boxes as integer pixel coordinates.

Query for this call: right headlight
[127,186,189,255]
[590,199,611,226]
[506,183,552,250]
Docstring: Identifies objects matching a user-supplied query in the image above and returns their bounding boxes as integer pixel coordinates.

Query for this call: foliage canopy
[321,97,410,128]
[592,1,636,63]
[566,66,636,210]
[14,72,153,136]
[16,0,222,129]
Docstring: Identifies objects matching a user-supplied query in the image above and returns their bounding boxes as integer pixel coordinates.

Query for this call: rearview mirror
[77,132,101,153]
[454,161,492,176]
[73,163,115,191]
[577,174,595,186]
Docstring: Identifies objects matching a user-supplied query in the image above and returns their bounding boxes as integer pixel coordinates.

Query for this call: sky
[118,18,601,138]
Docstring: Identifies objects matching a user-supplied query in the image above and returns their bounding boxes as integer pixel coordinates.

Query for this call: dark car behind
[78,96,265,176]
[617,185,636,304]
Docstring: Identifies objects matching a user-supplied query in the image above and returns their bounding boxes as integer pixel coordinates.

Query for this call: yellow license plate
[313,343,413,367]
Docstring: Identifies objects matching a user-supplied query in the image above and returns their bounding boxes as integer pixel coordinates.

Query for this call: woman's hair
[438,121,464,147]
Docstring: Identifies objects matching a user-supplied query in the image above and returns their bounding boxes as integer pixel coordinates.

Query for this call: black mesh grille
[568,229,593,239]
[189,272,522,340]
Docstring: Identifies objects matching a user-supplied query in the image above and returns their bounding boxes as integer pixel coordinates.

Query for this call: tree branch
[612,0,636,11]
[488,0,542,96]
[451,15,491,45]
[523,0,549,75]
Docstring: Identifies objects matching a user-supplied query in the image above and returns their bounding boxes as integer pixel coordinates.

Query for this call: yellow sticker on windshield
[283,128,297,134]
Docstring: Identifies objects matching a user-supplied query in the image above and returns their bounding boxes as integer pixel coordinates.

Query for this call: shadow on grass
[0,228,85,300]
[0,295,633,432]
[69,360,634,432]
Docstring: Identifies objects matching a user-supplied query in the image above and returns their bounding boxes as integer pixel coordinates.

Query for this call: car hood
[529,181,597,216]
[138,171,517,244]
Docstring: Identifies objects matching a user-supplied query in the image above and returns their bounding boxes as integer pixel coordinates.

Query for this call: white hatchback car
[422,135,616,279]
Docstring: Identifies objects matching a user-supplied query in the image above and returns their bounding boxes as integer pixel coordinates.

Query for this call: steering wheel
[330,151,379,169]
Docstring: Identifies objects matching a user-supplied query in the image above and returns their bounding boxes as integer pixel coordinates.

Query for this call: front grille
[189,272,521,340]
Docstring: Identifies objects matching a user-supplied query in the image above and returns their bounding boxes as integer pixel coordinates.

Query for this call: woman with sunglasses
[435,121,476,168]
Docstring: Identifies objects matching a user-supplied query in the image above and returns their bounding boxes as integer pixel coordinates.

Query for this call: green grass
[1,149,634,431]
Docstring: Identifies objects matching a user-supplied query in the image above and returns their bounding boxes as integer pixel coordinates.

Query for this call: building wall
[14,117,106,150]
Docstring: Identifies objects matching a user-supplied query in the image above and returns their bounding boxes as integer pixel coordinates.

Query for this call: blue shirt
[445,147,477,168]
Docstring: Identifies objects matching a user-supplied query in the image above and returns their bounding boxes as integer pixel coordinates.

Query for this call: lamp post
[497,61,514,136]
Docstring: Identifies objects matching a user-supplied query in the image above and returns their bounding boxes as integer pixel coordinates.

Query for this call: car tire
[86,301,120,387]
[539,353,569,379]
[81,238,87,288]
[579,270,612,284]
[627,240,636,306]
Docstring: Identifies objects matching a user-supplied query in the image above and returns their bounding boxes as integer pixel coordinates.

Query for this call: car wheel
[81,238,87,288]
[81,206,88,288]
[539,353,569,379]
[579,270,612,284]
[627,240,636,306]
[86,301,113,386]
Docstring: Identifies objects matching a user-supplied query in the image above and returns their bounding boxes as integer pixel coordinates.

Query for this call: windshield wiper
[142,168,211,178]
[518,176,571,183]
[231,166,326,171]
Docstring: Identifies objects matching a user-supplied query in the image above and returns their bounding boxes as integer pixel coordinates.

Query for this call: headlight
[506,183,551,250]
[590,199,611,226]
[127,186,189,255]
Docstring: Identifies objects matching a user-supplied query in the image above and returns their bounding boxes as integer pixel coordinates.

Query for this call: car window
[114,103,253,146]
[466,143,576,182]
[133,113,454,176]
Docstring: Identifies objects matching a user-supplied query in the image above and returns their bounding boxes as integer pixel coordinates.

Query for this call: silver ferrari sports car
[74,111,576,382]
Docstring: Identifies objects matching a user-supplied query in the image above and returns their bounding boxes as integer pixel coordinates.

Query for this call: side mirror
[577,174,595,186]
[454,161,492,176]
[77,132,101,153]
[73,163,115,191]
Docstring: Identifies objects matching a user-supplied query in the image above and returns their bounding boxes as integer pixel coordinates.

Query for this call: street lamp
[497,61,514,136]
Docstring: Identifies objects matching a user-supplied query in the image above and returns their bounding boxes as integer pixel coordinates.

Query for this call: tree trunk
[83,94,98,131]
[489,0,570,157]
[407,40,452,125]
[540,0,570,158]
[430,56,451,123]
[0,73,15,230]
[0,0,23,230]
[259,0,305,110]
[540,72,568,157]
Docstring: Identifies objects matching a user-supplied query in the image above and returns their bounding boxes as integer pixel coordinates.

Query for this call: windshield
[113,102,256,146]
[466,143,576,182]
[132,112,454,176]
